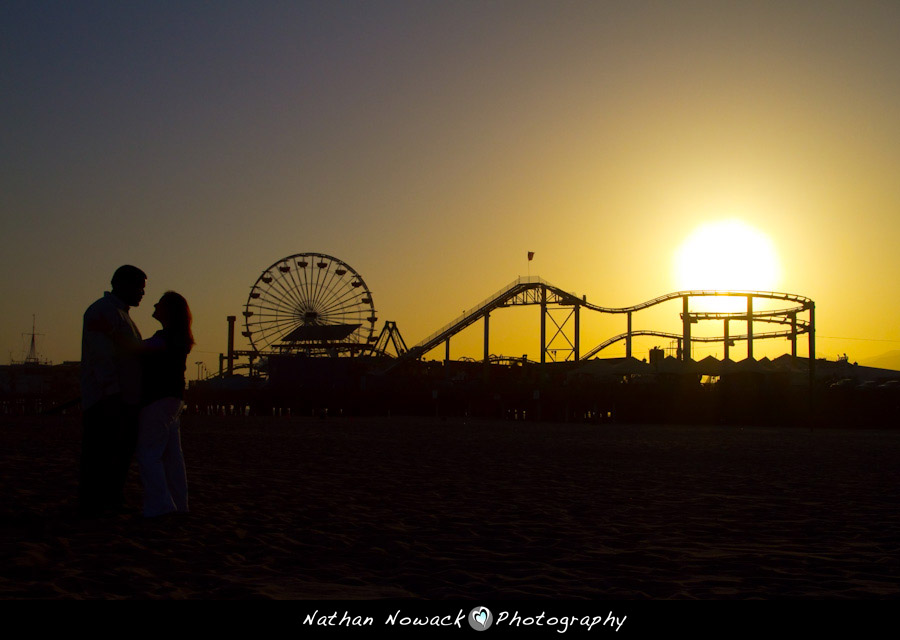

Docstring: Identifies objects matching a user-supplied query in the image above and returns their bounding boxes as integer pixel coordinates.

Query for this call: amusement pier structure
[182,252,900,424]
[223,253,816,380]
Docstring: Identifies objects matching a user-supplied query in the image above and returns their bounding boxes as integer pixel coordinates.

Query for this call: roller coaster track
[406,277,565,359]
[581,328,804,361]
[581,289,812,314]
[396,277,814,365]
[582,311,813,360]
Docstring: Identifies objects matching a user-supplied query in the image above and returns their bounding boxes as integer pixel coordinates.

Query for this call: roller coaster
[225,254,815,380]
[394,276,814,374]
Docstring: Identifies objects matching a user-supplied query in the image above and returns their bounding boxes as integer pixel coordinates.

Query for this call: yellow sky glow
[3,4,900,372]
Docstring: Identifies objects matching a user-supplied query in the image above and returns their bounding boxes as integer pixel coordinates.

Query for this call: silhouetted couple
[79,265,194,519]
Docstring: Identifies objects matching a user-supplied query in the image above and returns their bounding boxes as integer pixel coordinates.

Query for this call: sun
[673,219,780,292]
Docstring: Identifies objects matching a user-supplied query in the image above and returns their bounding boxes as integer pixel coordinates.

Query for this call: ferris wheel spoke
[261,317,303,336]
[305,257,320,300]
[257,311,302,327]
[305,259,326,312]
[256,275,298,317]
[257,319,303,347]
[317,284,354,316]
[252,302,302,318]
[312,259,331,309]
[275,261,311,308]
[270,268,306,311]
[293,264,317,312]
[257,270,289,305]
[320,301,361,318]
[300,257,317,308]
[249,312,303,348]
[322,296,367,318]
[338,291,374,320]
[285,259,313,309]
[252,314,301,328]
[313,262,347,316]
[316,273,360,311]
[255,290,299,311]
[323,286,368,317]
[256,323,293,344]
[320,264,350,309]
[273,276,305,313]
[311,265,341,312]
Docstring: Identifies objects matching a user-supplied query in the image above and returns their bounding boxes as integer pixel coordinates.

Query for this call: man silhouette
[78,265,146,517]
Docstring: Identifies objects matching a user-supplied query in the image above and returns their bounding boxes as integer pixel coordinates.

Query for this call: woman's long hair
[158,291,195,353]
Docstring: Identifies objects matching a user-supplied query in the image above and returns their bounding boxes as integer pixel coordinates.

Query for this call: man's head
[111,265,147,307]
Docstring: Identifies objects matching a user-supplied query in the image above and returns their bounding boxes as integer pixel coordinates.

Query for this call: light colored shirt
[81,292,143,409]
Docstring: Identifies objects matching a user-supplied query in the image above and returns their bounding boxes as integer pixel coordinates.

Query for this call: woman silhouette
[137,291,194,517]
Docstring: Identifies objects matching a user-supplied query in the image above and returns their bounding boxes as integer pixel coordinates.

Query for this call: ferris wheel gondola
[242,253,377,355]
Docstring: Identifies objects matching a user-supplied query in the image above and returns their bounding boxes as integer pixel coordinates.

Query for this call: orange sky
[3,1,900,375]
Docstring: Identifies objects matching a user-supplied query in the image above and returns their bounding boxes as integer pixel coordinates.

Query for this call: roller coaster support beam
[626,311,632,359]
[574,304,580,361]
[809,303,816,385]
[543,299,578,362]
[540,285,547,364]
[724,319,730,361]
[484,312,490,363]
[682,296,691,361]
[445,339,450,364]
[791,312,798,362]
[746,296,754,359]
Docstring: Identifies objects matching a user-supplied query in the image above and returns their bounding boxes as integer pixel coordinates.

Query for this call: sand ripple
[2,415,899,598]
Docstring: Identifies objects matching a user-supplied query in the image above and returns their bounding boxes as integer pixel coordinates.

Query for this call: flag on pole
[527,251,535,261]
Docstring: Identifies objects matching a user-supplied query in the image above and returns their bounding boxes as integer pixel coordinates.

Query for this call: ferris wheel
[242,253,377,354]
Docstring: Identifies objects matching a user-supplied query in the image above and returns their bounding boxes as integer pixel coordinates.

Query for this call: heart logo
[468,606,493,631]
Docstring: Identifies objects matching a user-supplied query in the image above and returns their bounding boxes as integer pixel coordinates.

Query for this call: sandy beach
[1,414,899,599]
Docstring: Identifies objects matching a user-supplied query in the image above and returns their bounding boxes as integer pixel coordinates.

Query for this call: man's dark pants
[78,396,139,516]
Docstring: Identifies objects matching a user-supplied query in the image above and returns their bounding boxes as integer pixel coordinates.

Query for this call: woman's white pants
[137,397,188,517]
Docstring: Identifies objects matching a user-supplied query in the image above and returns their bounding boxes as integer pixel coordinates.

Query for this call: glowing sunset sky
[3,1,900,374]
